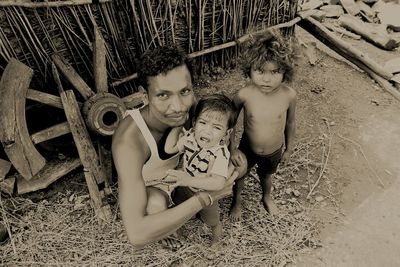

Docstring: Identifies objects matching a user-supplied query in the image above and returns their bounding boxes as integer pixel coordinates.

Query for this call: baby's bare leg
[259,173,278,216]
[229,176,245,221]
[199,203,222,244]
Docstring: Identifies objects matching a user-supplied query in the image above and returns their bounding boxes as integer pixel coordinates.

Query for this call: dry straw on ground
[1,128,340,267]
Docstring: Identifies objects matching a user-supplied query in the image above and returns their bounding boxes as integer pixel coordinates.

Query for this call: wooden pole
[299,17,394,80]
[299,17,400,101]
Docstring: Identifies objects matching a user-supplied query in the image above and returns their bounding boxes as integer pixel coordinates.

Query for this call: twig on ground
[336,133,385,188]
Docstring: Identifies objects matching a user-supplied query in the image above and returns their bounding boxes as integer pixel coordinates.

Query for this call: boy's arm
[229,89,246,166]
[283,88,297,162]
[164,126,184,154]
[229,90,245,151]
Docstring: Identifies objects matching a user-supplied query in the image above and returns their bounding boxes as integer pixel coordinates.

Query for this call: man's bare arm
[112,119,238,246]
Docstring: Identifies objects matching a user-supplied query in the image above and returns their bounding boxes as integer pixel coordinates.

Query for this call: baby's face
[193,110,230,149]
[250,61,284,94]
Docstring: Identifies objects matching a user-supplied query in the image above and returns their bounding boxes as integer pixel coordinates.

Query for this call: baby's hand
[230,148,245,167]
[163,169,189,186]
[281,150,291,166]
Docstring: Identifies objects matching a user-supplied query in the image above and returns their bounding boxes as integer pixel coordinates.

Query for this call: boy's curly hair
[240,30,297,82]
[137,45,193,90]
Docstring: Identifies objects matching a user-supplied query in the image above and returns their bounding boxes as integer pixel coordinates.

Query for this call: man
[112,46,244,248]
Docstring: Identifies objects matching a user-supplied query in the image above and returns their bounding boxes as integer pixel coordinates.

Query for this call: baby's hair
[137,45,193,90]
[193,94,238,129]
[240,30,297,82]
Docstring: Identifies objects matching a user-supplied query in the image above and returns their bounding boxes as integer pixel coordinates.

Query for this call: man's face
[146,65,195,127]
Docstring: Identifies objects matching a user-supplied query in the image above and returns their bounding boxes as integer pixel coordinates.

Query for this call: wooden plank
[323,23,362,39]
[59,89,111,220]
[299,17,394,80]
[17,158,81,194]
[31,122,71,144]
[97,140,112,195]
[0,0,112,7]
[0,176,15,195]
[52,54,95,100]
[93,27,108,94]
[0,58,46,180]
[339,0,360,15]
[0,159,12,180]
[339,14,399,50]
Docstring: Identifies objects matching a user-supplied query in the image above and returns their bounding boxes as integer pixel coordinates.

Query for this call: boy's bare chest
[244,93,289,120]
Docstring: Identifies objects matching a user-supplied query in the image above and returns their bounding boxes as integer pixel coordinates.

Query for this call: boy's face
[193,110,232,149]
[146,65,195,127]
[250,61,284,93]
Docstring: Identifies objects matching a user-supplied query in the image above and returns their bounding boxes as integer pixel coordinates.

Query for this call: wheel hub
[82,93,125,136]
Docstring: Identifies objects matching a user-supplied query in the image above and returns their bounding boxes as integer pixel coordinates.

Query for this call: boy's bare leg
[146,187,184,250]
[259,173,278,216]
[229,176,245,221]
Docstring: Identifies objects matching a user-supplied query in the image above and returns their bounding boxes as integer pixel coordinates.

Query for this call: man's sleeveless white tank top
[125,109,180,190]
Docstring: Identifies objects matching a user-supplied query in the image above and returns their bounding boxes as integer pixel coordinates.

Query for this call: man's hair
[137,45,192,90]
[240,30,297,82]
[193,94,238,129]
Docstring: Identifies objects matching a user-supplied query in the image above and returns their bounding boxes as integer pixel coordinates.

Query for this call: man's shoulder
[112,114,144,151]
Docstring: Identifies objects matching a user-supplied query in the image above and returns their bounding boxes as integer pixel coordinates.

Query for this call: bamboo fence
[0,0,298,95]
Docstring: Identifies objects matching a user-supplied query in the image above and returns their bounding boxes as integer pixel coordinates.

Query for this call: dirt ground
[1,25,400,266]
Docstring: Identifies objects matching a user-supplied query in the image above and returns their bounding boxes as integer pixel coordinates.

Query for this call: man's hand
[281,150,291,166]
[205,165,238,202]
[230,148,245,167]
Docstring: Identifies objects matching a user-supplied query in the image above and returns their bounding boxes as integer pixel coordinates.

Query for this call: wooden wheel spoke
[30,121,71,145]
[0,59,46,180]
[52,54,95,100]
[27,89,83,109]
[93,26,108,94]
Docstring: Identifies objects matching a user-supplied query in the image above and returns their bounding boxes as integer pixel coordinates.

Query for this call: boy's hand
[281,150,291,166]
[163,169,189,186]
[230,148,245,167]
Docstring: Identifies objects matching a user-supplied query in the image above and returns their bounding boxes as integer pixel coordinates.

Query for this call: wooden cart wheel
[0,27,145,220]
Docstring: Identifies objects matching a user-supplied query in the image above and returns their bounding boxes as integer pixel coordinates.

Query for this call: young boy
[163,94,237,244]
[229,31,297,219]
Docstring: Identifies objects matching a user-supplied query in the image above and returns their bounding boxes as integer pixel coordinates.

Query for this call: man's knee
[146,187,169,215]
[199,204,220,227]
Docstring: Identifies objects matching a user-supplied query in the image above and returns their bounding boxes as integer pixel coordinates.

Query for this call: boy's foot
[262,197,278,216]
[229,203,242,221]
[211,223,222,245]
[160,232,184,251]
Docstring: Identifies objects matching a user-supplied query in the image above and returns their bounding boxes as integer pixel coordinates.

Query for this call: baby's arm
[164,126,185,154]
[164,169,226,191]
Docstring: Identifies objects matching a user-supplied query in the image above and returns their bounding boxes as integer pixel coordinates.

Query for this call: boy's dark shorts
[238,133,283,176]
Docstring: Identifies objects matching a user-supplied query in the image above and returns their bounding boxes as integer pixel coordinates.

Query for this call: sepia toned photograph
[0,0,399,266]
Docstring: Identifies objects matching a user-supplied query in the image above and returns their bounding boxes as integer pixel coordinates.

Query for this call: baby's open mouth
[199,137,210,142]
